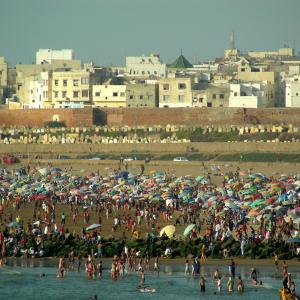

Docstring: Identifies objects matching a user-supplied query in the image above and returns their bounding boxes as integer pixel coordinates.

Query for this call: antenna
[230,31,235,49]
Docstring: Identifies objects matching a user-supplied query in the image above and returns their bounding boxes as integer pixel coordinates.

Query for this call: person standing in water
[154,256,160,276]
[140,270,145,287]
[58,257,65,278]
[199,277,206,292]
[237,276,244,293]
[85,255,95,279]
[185,260,191,276]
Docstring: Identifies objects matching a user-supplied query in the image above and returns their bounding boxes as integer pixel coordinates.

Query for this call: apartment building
[158,77,192,108]
[126,83,158,107]
[285,75,300,107]
[36,49,74,64]
[93,85,126,107]
[51,70,90,108]
[0,57,8,100]
[229,82,275,108]
[126,54,167,78]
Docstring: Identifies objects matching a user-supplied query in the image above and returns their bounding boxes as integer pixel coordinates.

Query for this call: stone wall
[1,107,300,128]
[96,107,300,126]
[0,108,93,127]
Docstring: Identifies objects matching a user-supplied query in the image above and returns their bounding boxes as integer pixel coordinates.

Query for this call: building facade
[36,49,74,64]
[93,85,126,107]
[126,83,158,108]
[229,82,275,108]
[51,70,90,108]
[158,77,192,108]
[0,57,8,100]
[285,76,300,107]
[126,54,166,77]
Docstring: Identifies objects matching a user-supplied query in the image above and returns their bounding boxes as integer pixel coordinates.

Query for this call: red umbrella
[36,194,46,200]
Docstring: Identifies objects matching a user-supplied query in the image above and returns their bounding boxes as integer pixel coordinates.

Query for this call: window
[207,102,212,107]
[43,91,48,98]
[212,94,216,99]
[199,97,203,103]
[73,91,79,98]
[178,83,186,90]
[113,92,118,97]
[148,95,153,100]
[295,78,299,82]
[178,95,184,102]
[82,90,89,97]
[129,95,134,100]
[140,95,144,100]
[120,92,125,97]
[163,84,169,90]
[73,79,79,86]
[54,91,58,98]
[163,95,169,101]
[54,80,58,86]
[63,80,67,87]
[219,94,224,99]
[81,77,89,85]
[62,91,67,98]
[95,92,100,97]
[241,68,246,72]
[296,93,299,96]
[234,92,238,96]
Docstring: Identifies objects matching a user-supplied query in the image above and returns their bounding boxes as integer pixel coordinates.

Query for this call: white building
[126,54,167,77]
[36,49,74,64]
[229,82,274,108]
[28,73,48,108]
[285,76,300,107]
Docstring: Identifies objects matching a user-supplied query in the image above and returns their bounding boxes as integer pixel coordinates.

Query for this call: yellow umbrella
[160,225,176,238]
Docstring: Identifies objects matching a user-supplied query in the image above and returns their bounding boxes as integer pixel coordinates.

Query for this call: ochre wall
[1,107,300,127]
[97,107,300,126]
[0,108,93,127]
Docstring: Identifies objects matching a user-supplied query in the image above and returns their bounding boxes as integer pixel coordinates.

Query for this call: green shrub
[44,121,66,128]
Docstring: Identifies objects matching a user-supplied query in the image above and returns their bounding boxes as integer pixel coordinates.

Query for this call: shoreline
[6,256,300,266]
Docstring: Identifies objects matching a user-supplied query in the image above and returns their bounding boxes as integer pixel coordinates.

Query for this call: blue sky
[0,0,299,66]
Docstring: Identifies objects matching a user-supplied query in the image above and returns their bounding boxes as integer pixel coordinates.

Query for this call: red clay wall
[0,108,93,127]
[98,108,300,126]
[0,107,300,127]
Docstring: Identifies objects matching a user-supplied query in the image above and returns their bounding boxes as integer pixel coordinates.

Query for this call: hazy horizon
[0,0,299,67]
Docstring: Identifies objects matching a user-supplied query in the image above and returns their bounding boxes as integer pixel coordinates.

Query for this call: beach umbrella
[160,225,176,238]
[86,224,102,231]
[286,237,300,243]
[183,224,196,237]
[294,180,300,186]
[38,168,48,176]
[7,221,23,228]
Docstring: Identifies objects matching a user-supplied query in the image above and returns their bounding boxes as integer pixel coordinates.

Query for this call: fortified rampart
[97,108,300,126]
[0,107,300,127]
[0,108,93,127]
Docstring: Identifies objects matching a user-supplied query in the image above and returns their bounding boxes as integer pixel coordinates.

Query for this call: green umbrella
[184,224,196,237]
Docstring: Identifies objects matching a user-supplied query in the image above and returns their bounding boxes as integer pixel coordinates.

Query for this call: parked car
[173,157,189,162]
[124,157,137,162]
[89,157,103,160]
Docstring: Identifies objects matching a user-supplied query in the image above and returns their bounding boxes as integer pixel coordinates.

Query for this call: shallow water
[0,260,299,300]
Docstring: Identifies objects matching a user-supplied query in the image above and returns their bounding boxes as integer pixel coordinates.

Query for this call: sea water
[0,260,298,299]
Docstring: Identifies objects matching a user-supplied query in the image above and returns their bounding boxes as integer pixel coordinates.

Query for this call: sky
[0,0,300,67]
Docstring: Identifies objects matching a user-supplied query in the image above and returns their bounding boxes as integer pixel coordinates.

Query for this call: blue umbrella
[286,237,300,243]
